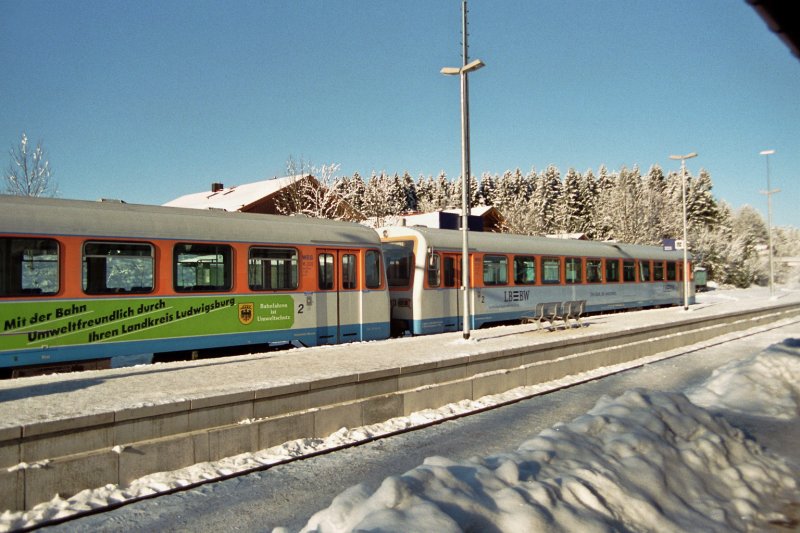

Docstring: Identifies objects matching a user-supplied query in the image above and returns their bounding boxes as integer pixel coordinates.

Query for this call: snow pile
[688,338,800,419]
[297,392,798,532]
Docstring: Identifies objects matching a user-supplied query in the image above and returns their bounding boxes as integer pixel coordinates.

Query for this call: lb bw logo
[238,303,254,325]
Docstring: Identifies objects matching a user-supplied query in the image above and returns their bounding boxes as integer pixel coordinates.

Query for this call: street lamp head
[760,149,775,156]
[669,152,698,161]
[463,58,486,73]
[440,59,486,76]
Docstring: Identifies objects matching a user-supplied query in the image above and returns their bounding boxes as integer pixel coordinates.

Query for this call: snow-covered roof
[442,206,496,216]
[163,175,308,211]
[546,232,588,240]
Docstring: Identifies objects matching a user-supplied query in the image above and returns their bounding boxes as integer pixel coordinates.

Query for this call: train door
[441,253,461,331]
[315,248,362,345]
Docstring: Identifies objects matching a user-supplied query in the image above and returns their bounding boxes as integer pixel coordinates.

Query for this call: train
[0,195,694,377]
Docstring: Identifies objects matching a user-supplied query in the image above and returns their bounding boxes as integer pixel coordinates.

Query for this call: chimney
[211,182,224,193]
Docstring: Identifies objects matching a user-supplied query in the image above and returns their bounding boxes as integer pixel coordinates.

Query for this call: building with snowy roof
[164,175,363,220]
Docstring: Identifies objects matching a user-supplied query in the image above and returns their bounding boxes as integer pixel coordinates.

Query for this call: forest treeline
[278,163,798,288]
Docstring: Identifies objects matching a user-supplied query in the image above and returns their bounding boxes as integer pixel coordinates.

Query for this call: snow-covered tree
[530,165,561,235]
[275,161,359,221]
[640,165,671,244]
[4,132,57,197]
[400,171,418,213]
[478,172,496,206]
[435,172,454,209]
[415,174,436,212]
[593,165,615,240]
[687,169,719,231]
[578,169,598,239]
[558,168,585,234]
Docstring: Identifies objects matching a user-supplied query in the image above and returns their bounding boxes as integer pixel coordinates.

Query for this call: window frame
[565,257,582,284]
[84,240,155,295]
[605,258,620,283]
[541,256,561,285]
[382,241,414,288]
[586,258,603,283]
[482,254,508,286]
[248,246,298,291]
[513,255,537,285]
[173,242,232,293]
[0,237,60,297]
[365,249,383,289]
[622,260,636,282]
[653,261,665,281]
[318,253,335,291]
[639,260,652,282]
[426,252,441,288]
[666,261,677,281]
[341,253,357,290]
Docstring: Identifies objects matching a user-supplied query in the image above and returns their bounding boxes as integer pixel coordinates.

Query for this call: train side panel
[379,226,694,335]
[0,196,390,372]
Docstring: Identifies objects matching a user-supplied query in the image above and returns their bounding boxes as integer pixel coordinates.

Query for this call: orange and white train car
[0,196,390,375]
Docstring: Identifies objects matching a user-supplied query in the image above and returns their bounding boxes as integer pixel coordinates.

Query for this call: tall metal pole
[760,149,778,298]
[680,158,689,311]
[670,152,697,311]
[459,0,471,340]
[441,1,484,339]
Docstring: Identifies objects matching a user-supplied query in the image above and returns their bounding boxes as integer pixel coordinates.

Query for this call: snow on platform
[1,287,799,429]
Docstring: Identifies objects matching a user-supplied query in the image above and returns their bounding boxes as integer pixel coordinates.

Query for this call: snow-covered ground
[295,339,800,532]
[1,286,799,531]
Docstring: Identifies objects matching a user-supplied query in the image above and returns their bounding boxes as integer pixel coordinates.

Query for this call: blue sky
[2,1,799,227]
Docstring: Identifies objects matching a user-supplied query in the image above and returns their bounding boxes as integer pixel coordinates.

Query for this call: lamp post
[759,149,779,298]
[669,152,698,311]
[442,0,484,340]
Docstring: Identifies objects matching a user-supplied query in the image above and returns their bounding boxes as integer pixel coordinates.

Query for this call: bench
[562,299,586,328]
[522,300,587,331]
[522,301,561,330]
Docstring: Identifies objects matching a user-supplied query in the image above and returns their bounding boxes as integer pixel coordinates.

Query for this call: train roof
[379,225,689,261]
[0,195,381,247]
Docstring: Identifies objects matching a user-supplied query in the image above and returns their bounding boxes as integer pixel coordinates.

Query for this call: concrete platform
[1,289,799,511]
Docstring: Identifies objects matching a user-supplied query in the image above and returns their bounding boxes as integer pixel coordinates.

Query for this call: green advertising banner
[0,294,295,351]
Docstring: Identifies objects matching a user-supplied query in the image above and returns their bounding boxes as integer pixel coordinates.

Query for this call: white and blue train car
[379,226,694,336]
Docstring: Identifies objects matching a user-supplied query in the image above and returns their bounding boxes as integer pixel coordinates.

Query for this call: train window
[513,256,536,285]
[640,260,652,282]
[249,248,298,291]
[0,238,59,296]
[318,253,334,290]
[623,260,636,282]
[605,259,620,283]
[653,261,665,281]
[174,243,231,292]
[382,241,413,287]
[443,256,460,288]
[342,254,357,290]
[542,257,561,284]
[666,261,677,281]
[365,250,382,289]
[565,257,582,284]
[84,241,153,294]
[427,253,441,287]
[483,255,508,286]
[586,259,603,283]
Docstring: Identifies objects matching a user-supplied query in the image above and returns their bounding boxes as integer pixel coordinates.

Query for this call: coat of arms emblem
[238,303,254,325]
